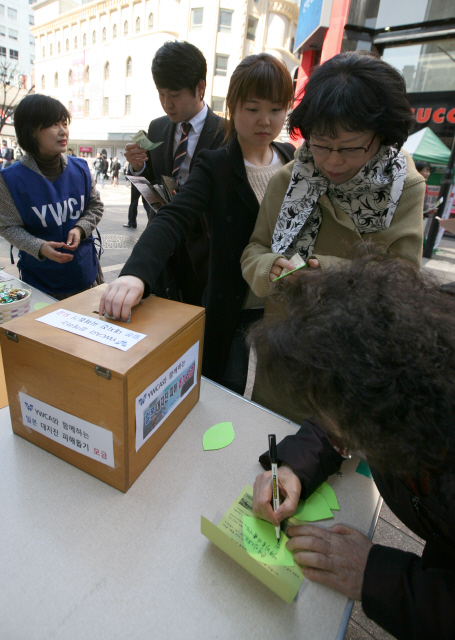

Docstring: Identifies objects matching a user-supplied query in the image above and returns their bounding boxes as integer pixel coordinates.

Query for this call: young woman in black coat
[100,53,295,393]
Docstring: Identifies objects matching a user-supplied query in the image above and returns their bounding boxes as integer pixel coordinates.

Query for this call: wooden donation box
[0,286,205,492]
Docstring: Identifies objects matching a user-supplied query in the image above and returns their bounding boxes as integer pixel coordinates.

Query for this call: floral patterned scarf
[271,144,407,259]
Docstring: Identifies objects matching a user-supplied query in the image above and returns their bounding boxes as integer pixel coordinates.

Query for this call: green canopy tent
[403,127,451,165]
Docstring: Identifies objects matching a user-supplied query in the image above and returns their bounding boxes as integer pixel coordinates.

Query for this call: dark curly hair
[248,256,455,475]
[288,50,413,149]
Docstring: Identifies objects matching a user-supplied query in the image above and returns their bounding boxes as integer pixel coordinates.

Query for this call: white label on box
[36,309,146,351]
[19,392,115,467]
[135,341,199,452]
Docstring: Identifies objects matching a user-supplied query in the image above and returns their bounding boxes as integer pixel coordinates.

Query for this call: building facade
[294,0,455,150]
[0,0,36,79]
[31,0,300,160]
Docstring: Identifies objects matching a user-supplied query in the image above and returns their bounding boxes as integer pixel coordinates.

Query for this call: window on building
[74,36,77,49]
[0,46,5,57]
[66,38,69,51]
[9,29,18,39]
[124,20,128,36]
[54,72,58,87]
[0,25,4,36]
[104,61,109,80]
[191,8,203,30]
[29,35,34,45]
[58,41,61,53]
[29,15,34,25]
[382,38,455,93]
[148,13,153,29]
[41,75,45,89]
[211,97,225,112]
[85,99,89,116]
[42,46,45,57]
[215,54,229,76]
[0,6,4,16]
[50,43,53,55]
[135,17,140,32]
[10,49,18,60]
[83,33,86,47]
[126,56,132,77]
[125,94,131,115]
[102,27,106,42]
[30,54,34,64]
[247,16,258,41]
[113,24,117,39]
[103,97,109,116]
[92,30,96,44]
[7,7,17,20]
[84,65,89,82]
[68,69,72,85]
[68,101,72,114]
[218,9,233,33]
[290,36,295,52]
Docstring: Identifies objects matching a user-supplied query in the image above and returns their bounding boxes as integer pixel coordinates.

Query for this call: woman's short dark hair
[224,53,294,142]
[288,51,413,149]
[248,254,455,476]
[151,40,207,94]
[415,160,431,173]
[14,94,71,154]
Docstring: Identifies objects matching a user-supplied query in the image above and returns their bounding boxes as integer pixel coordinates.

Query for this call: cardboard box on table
[0,285,205,492]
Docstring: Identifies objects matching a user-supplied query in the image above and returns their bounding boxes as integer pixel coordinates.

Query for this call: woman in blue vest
[0,94,104,299]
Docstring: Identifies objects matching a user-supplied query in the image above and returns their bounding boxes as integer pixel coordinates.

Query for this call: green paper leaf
[294,491,334,522]
[33,302,51,310]
[202,421,235,450]
[315,482,340,511]
[356,460,372,479]
[243,515,294,567]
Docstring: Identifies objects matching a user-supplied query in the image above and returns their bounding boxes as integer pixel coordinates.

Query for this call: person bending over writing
[251,256,455,640]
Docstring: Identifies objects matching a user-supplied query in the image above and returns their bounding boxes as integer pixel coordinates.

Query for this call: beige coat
[241,147,425,423]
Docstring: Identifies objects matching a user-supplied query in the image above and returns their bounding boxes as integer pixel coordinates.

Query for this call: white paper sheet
[19,392,115,467]
[36,309,146,351]
[0,271,16,282]
[135,341,199,451]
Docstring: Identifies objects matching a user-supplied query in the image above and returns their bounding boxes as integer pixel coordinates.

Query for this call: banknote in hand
[131,130,163,151]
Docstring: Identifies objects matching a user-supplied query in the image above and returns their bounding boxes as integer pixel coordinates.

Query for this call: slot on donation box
[0,285,205,492]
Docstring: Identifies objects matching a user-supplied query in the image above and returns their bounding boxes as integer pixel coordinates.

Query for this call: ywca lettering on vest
[31,195,85,227]
[412,107,455,125]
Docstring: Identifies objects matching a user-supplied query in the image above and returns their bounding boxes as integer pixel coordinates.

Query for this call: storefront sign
[79,146,92,153]
[294,0,333,52]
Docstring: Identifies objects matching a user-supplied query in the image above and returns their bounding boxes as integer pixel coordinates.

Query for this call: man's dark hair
[248,255,455,475]
[14,94,71,155]
[288,51,413,149]
[151,40,207,94]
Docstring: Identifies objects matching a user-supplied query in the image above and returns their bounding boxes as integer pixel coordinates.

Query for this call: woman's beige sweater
[241,148,425,299]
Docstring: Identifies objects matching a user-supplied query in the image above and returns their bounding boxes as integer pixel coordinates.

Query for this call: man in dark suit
[123,40,224,229]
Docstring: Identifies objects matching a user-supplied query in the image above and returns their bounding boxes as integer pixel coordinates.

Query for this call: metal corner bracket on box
[95,365,111,380]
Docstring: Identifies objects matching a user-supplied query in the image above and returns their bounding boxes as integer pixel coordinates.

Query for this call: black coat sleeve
[258,418,344,499]
[362,544,455,640]
[120,152,215,294]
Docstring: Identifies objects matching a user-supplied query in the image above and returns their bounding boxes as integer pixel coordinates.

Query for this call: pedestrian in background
[93,152,104,188]
[111,156,121,187]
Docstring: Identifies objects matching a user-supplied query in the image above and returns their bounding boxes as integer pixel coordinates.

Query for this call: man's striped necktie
[172,121,192,181]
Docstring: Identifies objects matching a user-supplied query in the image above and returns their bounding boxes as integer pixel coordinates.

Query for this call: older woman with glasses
[241,50,425,421]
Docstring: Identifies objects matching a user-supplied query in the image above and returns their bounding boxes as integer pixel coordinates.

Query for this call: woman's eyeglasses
[308,134,376,159]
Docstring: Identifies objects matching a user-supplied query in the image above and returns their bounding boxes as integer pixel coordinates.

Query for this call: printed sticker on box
[19,392,114,467]
[135,341,199,452]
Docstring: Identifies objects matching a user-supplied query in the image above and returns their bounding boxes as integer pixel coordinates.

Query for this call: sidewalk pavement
[0,183,452,640]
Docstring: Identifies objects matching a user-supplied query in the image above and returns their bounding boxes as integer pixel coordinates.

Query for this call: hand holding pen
[268,434,281,540]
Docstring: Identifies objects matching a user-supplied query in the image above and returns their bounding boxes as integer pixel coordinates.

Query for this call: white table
[0,379,380,640]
